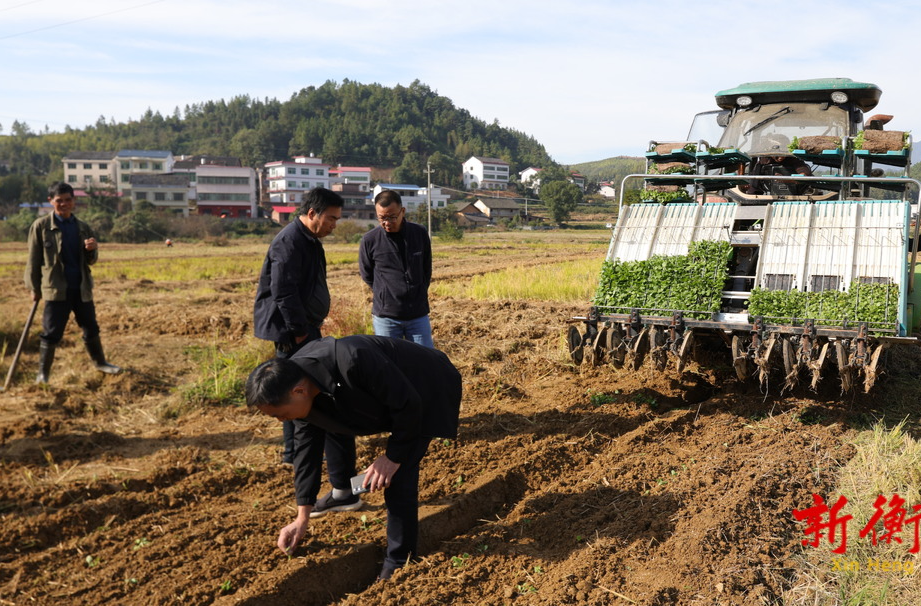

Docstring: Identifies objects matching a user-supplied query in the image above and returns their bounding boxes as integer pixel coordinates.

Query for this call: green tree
[540,181,582,224]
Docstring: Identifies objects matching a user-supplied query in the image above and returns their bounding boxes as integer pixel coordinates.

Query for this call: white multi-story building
[264,155,331,205]
[372,184,450,212]
[62,152,117,189]
[116,150,175,195]
[462,156,510,190]
[172,156,257,218]
[329,166,372,193]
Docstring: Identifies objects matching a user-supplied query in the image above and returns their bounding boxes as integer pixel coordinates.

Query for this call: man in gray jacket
[25,182,120,383]
[359,189,433,347]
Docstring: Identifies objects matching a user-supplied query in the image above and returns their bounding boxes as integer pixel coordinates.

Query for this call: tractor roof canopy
[715,78,881,112]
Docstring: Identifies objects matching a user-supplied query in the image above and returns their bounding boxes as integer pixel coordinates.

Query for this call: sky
[2,0,920,165]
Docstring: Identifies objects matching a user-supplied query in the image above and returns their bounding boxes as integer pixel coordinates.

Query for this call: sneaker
[309,491,364,518]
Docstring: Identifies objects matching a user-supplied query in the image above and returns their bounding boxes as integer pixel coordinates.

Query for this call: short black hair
[374,189,403,208]
[48,182,75,199]
[300,187,344,216]
[245,357,306,408]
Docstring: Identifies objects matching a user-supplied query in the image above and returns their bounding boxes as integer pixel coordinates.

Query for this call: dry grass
[783,420,921,605]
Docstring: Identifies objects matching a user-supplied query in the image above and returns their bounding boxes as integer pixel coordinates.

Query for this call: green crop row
[592,240,733,318]
[748,281,899,326]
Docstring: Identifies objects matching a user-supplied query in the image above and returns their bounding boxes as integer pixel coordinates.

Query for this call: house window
[83,163,92,169]
[301,168,309,175]
[153,162,162,170]
[154,192,166,201]
[67,163,77,169]
[100,175,109,182]
[121,175,129,183]
[121,161,129,170]
[173,193,184,201]
[316,169,324,176]
[287,168,296,174]
[287,181,295,188]
[136,191,148,200]
[84,175,92,182]
[301,182,309,188]
[139,162,148,169]
[859,276,891,285]
[99,163,107,170]
[68,175,77,183]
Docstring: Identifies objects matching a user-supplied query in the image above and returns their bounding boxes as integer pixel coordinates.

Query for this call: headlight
[831,91,849,104]
[737,95,753,107]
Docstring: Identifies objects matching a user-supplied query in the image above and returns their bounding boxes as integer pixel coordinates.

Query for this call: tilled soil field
[0,236,913,605]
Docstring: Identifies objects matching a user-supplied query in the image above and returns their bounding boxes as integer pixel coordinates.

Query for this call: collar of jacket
[289,337,340,394]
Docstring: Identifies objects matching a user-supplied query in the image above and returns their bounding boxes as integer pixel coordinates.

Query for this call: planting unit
[572,78,921,392]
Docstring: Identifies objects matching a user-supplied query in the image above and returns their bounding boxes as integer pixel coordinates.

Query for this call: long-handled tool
[2,300,40,391]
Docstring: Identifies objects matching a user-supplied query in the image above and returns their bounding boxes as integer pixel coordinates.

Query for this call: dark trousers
[275,326,321,461]
[382,437,432,573]
[41,289,100,345]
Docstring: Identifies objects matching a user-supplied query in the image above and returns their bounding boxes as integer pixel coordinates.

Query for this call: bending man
[245,335,462,579]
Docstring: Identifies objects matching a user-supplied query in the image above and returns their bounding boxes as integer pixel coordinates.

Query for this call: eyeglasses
[377,210,403,224]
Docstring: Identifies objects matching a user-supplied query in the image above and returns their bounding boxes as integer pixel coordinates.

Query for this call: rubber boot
[36,341,55,384]
[85,335,122,375]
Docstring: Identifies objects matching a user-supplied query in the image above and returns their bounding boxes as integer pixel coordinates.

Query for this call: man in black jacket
[245,335,462,579]
[359,189,433,348]
[253,187,343,464]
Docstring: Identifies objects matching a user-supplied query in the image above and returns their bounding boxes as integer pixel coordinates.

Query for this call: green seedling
[133,537,151,550]
[451,553,470,568]
[516,582,537,594]
[454,474,465,487]
[587,391,616,406]
[533,565,543,574]
[219,580,233,593]
[575,534,584,543]
[477,543,489,553]
[359,514,369,530]
[85,555,100,568]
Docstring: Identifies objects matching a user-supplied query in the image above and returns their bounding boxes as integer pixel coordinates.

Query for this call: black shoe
[378,566,397,581]
[309,491,364,518]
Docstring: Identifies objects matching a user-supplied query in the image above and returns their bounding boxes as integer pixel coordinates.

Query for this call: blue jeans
[372,314,434,349]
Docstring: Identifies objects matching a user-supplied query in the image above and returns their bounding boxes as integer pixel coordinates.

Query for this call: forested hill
[569,156,645,188]
[0,79,554,189]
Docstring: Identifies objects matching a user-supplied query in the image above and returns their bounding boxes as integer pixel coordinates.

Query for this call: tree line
[0,79,557,217]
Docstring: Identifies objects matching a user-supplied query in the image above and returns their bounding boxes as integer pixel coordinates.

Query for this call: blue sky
[1,0,919,165]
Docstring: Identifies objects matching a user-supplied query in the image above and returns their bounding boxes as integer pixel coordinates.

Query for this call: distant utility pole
[425,161,433,239]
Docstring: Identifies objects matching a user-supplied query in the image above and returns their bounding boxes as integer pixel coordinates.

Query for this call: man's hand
[30,291,40,302]
[84,237,98,251]
[362,454,401,492]
[294,334,308,344]
[277,505,312,555]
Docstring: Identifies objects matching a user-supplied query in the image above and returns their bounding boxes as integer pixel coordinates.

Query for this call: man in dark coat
[245,335,462,579]
[359,189,433,347]
[253,187,343,464]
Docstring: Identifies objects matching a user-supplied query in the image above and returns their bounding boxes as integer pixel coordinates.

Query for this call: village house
[462,156,510,190]
[264,155,331,207]
[116,150,175,196]
[173,155,257,218]
[129,173,190,215]
[62,151,117,189]
[473,196,522,221]
[599,182,617,198]
[372,183,450,212]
